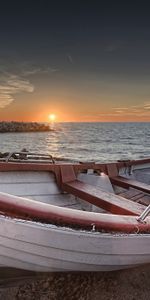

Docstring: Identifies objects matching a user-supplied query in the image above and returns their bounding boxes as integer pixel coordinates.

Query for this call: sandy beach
[0,265,150,300]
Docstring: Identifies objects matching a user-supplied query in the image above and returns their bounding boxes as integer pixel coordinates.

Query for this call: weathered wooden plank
[137,195,150,206]
[106,163,118,177]
[118,189,144,200]
[60,165,76,183]
[111,176,150,194]
[62,180,146,216]
[117,188,142,198]
[77,173,115,212]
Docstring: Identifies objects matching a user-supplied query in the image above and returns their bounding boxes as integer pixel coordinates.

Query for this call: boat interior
[0,153,149,232]
[0,156,149,213]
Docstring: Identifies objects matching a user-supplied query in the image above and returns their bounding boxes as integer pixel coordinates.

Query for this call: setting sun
[48,114,56,122]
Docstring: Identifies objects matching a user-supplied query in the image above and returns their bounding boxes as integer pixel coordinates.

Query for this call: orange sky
[0,91,150,122]
[0,73,150,122]
[0,3,150,122]
[2,77,145,123]
[1,107,150,123]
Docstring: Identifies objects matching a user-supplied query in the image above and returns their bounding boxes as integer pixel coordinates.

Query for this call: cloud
[22,66,58,76]
[47,67,59,73]
[115,110,125,114]
[22,68,42,76]
[112,103,150,117]
[112,107,129,111]
[67,54,73,64]
[0,73,34,108]
[0,57,61,109]
[144,102,150,110]
[0,95,13,108]
[0,61,59,109]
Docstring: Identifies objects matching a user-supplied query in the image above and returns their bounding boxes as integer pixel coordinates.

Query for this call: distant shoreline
[0,122,52,133]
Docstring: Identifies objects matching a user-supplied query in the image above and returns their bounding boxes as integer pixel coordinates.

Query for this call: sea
[0,122,149,162]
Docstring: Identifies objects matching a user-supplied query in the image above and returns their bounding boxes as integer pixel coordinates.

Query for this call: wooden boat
[0,152,149,272]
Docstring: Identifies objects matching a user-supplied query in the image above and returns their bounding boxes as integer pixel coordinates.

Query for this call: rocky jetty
[0,122,51,132]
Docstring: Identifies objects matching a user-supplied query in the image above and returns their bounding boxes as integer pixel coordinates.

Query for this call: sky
[0,1,150,122]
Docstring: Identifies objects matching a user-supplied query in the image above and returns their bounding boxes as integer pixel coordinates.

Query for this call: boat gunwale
[0,157,149,173]
[0,191,149,234]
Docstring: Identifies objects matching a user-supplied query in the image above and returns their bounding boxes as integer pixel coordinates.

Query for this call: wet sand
[0,265,150,300]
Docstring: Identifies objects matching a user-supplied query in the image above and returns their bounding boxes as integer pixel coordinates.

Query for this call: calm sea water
[0,122,149,162]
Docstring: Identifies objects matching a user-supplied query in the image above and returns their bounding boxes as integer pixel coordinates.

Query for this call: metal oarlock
[137,205,150,223]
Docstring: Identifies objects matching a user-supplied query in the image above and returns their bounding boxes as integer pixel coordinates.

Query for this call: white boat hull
[0,158,149,272]
[0,216,149,272]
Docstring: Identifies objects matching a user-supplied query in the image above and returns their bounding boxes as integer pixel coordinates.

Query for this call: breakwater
[0,122,51,132]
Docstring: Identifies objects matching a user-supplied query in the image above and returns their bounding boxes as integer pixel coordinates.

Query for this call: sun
[48,114,56,122]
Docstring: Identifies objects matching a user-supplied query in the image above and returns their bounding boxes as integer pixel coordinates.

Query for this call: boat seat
[110,176,150,194]
[77,172,114,212]
[60,165,146,216]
